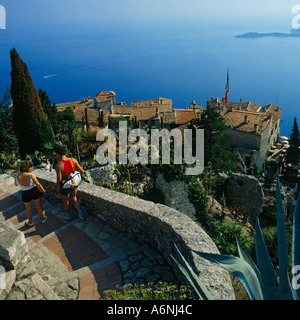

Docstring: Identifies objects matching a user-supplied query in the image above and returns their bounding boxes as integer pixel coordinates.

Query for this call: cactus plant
[173,178,300,300]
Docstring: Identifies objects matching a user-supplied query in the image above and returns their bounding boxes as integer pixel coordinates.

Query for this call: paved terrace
[0,174,177,300]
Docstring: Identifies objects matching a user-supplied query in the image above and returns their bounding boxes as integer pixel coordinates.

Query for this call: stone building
[126,97,201,129]
[56,93,202,130]
[207,97,282,170]
[94,91,116,110]
[131,97,173,113]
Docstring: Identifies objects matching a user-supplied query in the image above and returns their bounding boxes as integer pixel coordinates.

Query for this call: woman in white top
[15,161,47,227]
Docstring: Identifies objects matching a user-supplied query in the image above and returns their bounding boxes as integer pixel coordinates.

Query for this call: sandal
[42,216,48,224]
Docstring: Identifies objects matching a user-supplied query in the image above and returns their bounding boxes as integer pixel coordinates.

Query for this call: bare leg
[70,190,85,220]
[62,194,72,221]
[70,190,80,211]
[33,197,45,221]
[61,195,70,212]
[24,201,33,224]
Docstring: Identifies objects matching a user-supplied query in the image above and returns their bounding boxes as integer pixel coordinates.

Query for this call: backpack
[61,159,82,190]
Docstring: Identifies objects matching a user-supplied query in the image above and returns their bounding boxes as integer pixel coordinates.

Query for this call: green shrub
[210,176,227,202]
[102,282,194,300]
[187,176,210,230]
[212,220,253,256]
[0,152,19,172]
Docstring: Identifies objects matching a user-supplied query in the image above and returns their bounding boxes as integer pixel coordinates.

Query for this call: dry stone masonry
[0,170,235,300]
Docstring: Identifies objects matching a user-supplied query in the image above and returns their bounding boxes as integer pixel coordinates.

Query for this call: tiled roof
[130,106,157,121]
[73,107,99,126]
[95,96,115,104]
[174,109,198,125]
[160,112,175,124]
[221,101,262,112]
[131,97,172,107]
[56,100,83,112]
[131,97,172,112]
[261,104,282,126]
[111,104,132,115]
[96,91,116,97]
[208,98,282,135]
[220,110,270,135]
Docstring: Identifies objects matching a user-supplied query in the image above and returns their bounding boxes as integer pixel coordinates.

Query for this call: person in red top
[55,145,85,221]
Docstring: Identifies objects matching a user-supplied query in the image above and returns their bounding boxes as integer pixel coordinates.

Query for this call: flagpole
[225,68,229,105]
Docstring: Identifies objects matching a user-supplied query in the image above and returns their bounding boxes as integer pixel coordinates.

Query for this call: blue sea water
[0,18,299,136]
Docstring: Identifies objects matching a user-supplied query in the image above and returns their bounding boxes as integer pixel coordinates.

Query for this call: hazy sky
[1,0,298,28]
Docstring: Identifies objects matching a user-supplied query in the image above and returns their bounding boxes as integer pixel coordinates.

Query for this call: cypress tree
[188,106,240,173]
[38,88,59,134]
[98,109,104,128]
[10,48,54,158]
[85,108,90,132]
[286,117,300,166]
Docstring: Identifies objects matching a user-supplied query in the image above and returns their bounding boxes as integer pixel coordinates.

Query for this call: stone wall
[33,169,234,300]
[227,128,261,150]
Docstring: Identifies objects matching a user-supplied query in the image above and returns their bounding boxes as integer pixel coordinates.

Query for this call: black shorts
[60,180,78,196]
[22,187,42,203]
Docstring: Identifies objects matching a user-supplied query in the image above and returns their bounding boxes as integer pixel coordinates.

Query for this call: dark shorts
[22,187,42,203]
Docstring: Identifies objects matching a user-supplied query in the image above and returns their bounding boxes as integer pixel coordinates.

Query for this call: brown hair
[20,160,33,173]
[55,145,66,156]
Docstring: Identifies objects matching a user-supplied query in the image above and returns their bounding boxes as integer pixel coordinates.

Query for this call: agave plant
[173,178,300,300]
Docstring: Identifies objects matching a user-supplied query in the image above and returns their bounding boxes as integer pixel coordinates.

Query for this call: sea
[0,16,299,136]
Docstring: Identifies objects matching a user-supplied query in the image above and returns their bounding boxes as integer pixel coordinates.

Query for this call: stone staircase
[0,174,177,300]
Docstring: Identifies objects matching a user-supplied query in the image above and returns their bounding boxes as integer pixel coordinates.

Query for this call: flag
[225,68,229,105]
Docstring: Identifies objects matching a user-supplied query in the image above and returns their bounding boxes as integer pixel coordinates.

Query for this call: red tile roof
[208,98,282,135]
[174,109,198,125]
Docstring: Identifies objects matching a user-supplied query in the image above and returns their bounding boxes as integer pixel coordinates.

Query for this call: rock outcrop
[154,173,197,222]
[85,165,118,185]
[226,173,264,226]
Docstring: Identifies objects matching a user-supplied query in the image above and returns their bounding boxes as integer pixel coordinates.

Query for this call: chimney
[240,98,243,103]
[244,115,249,124]
[190,101,196,109]
[254,124,258,134]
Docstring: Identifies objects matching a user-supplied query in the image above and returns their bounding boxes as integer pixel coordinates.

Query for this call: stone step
[0,173,180,300]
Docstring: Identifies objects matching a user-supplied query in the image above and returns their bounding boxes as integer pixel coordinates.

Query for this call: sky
[1,0,298,28]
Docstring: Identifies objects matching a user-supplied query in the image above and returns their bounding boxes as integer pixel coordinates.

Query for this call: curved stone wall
[33,169,235,300]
